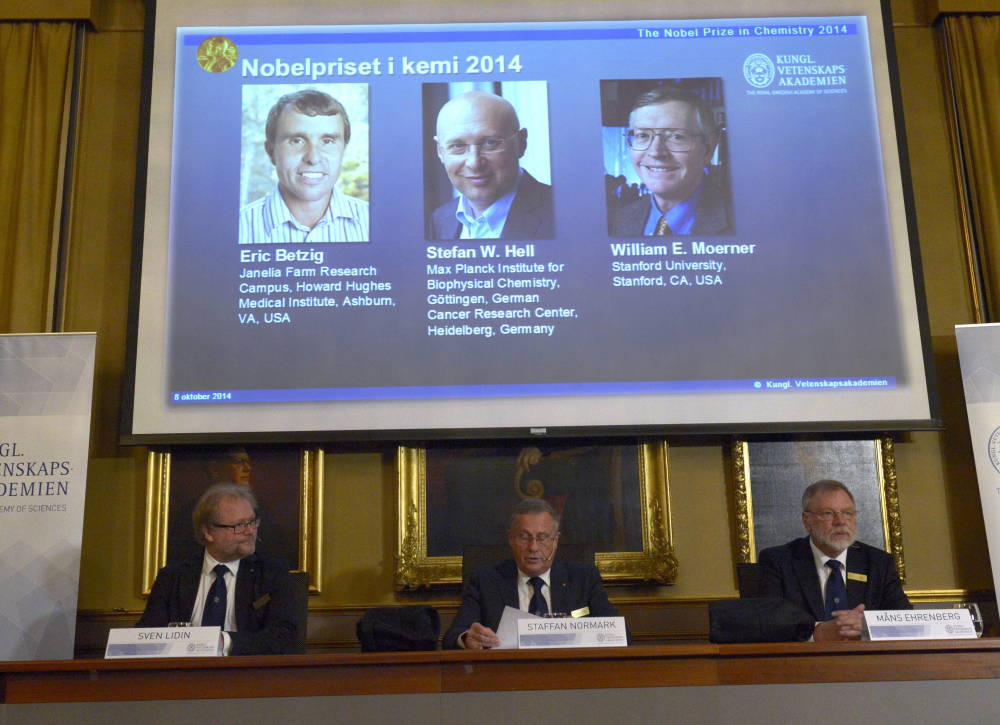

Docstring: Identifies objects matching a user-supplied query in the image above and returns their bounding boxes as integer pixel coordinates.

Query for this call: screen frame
[118,0,942,446]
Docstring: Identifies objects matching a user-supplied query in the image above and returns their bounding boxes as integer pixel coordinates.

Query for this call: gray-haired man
[442,497,620,649]
[612,86,732,237]
[757,480,911,642]
[137,483,299,655]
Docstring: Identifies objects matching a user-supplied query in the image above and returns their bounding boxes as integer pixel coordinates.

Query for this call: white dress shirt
[809,538,849,603]
[517,567,553,614]
[239,185,369,244]
[190,551,240,655]
[807,538,850,640]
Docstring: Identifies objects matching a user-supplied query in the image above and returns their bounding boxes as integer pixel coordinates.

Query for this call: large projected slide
[126,0,936,440]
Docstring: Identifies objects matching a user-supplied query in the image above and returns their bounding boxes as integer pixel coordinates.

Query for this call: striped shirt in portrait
[239,186,369,244]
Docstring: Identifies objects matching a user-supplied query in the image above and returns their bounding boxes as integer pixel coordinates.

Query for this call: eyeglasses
[211,517,261,534]
[805,509,857,522]
[513,532,557,546]
[625,128,704,152]
[438,131,520,157]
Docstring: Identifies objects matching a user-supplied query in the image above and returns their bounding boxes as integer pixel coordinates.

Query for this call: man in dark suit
[758,479,911,642]
[611,87,733,237]
[442,497,620,649]
[429,91,554,240]
[138,483,298,655]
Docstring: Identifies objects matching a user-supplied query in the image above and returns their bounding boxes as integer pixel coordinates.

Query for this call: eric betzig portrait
[239,83,370,244]
[601,78,734,238]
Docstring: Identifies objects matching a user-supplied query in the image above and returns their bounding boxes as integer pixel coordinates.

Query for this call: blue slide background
[164,18,905,403]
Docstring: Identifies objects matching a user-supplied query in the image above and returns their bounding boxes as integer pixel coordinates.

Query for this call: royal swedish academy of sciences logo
[987,426,1000,473]
[744,54,775,88]
[197,36,238,73]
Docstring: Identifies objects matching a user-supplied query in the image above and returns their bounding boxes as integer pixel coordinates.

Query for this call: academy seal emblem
[988,426,1000,473]
[744,54,775,88]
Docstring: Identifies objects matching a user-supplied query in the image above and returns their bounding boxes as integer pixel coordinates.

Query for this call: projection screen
[121,0,940,442]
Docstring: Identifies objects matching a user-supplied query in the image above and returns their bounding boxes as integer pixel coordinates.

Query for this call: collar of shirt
[203,551,240,579]
[809,537,848,599]
[263,185,345,239]
[643,173,705,236]
[455,168,524,239]
[516,566,552,613]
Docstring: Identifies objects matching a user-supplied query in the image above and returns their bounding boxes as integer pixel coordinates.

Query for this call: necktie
[824,560,848,621]
[654,216,673,236]
[202,564,229,628]
[528,577,549,616]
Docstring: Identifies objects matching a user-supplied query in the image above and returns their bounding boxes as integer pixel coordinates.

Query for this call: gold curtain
[0,22,76,333]
[943,15,1000,320]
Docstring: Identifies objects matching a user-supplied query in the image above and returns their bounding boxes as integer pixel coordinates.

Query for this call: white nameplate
[105,627,222,658]
[517,617,627,649]
[862,609,977,641]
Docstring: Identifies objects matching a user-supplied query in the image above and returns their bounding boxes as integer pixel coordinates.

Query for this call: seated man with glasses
[137,483,299,655]
[442,497,620,649]
[611,86,732,237]
[757,479,911,642]
[167,445,290,567]
[429,90,554,240]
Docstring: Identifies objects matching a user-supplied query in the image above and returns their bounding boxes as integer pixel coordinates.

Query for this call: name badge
[253,593,271,610]
[847,572,867,582]
[105,626,221,658]
[862,609,977,641]
[517,617,627,649]
[571,607,589,618]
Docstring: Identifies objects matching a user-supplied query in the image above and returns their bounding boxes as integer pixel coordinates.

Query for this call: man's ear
[703,133,719,162]
[434,137,445,164]
[265,141,275,165]
[202,526,215,545]
[517,128,528,159]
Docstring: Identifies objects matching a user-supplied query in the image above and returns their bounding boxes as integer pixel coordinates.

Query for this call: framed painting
[731,437,905,581]
[395,441,676,589]
[142,444,324,594]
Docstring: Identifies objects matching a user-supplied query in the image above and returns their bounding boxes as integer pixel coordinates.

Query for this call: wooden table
[3,641,1000,724]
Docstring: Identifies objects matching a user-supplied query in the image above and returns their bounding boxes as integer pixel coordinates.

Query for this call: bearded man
[757,479,911,642]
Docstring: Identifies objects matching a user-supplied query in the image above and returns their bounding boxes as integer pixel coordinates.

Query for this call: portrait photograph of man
[423,81,554,241]
[601,78,733,237]
[166,445,300,569]
[239,84,369,244]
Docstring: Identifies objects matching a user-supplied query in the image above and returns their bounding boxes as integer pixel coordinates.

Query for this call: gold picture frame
[731,437,905,582]
[142,446,324,595]
[395,441,677,589]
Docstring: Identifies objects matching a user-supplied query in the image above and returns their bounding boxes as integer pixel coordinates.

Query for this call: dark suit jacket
[429,171,554,240]
[136,551,298,655]
[757,536,911,634]
[442,559,620,649]
[611,177,733,237]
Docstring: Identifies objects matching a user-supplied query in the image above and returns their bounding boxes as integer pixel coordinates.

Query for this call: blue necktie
[529,577,549,616]
[825,560,848,621]
[202,564,229,628]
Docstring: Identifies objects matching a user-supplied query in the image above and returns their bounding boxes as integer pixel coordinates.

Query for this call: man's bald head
[435,91,527,217]
[436,91,521,138]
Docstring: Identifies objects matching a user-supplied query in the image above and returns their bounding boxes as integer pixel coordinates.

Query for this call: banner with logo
[956,324,1000,591]
[0,333,96,661]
